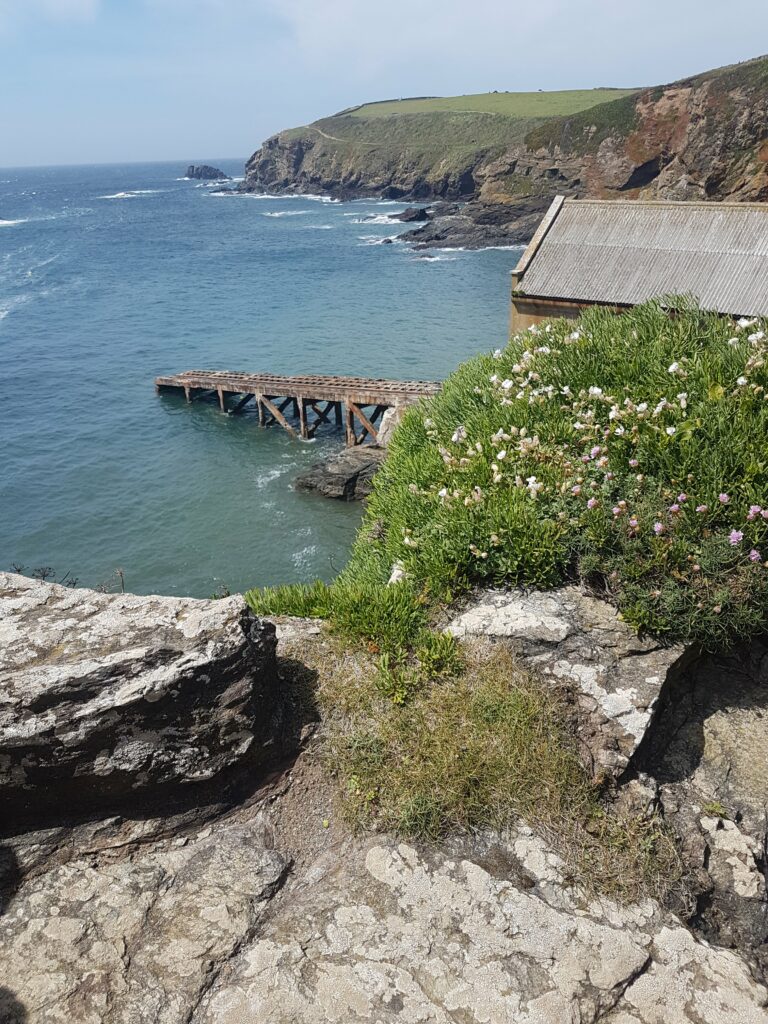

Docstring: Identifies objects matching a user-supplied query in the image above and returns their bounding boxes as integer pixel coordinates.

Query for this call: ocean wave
[301,224,334,230]
[349,213,402,225]
[0,218,27,227]
[254,466,288,489]
[262,210,310,217]
[222,191,339,203]
[97,189,165,200]
[410,253,459,262]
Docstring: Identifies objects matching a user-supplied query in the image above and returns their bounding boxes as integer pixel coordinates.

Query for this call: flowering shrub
[345,302,768,648]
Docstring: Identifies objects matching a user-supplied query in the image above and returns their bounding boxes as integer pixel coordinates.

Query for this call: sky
[1,0,767,167]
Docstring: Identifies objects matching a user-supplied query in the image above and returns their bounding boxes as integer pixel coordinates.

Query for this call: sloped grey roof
[515,198,768,317]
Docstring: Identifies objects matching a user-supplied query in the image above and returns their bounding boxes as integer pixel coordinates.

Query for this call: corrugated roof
[515,198,768,317]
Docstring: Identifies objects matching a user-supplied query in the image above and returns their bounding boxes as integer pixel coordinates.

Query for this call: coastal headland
[240,54,768,248]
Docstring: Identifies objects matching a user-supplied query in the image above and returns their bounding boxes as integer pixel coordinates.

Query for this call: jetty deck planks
[155,370,442,445]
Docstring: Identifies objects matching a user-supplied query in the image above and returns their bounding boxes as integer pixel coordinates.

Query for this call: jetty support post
[298,398,308,439]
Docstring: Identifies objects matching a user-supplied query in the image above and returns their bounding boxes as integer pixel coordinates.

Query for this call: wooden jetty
[155,370,442,446]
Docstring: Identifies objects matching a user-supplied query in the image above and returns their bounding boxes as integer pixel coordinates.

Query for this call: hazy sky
[2,0,767,167]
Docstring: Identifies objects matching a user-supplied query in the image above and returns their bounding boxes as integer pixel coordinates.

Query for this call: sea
[0,159,520,597]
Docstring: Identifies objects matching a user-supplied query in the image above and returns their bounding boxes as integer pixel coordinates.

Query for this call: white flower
[496,449,507,460]
[501,379,513,390]
[668,362,680,374]
[666,426,676,436]
[637,402,648,413]
[728,337,740,347]
[677,392,688,409]
[737,317,756,329]
[748,331,765,343]
[492,348,503,359]
[737,376,748,386]
[588,386,603,397]
[423,418,434,428]
[569,330,580,340]
[490,374,499,384]
[451,425,467,444]
[437,487,448,499]
[535,345,551,355]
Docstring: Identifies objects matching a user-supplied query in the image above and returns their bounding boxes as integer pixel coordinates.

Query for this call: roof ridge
[563,197,768,212]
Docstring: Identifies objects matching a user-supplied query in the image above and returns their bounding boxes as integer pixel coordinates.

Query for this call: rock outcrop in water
[294,446,386,501]
[186,164,230,180]
[2,577,768,1021]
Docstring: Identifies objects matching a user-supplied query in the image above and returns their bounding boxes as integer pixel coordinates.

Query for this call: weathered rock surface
[199,830,768,1023]
[185,164,230,180]
[3,811,767,1023]
[0,820,288,1024]
[0,572,278,808]
[632,637,768,963]
[294,445,386,500]
[448,587,686,778]
[2,597,768,1022]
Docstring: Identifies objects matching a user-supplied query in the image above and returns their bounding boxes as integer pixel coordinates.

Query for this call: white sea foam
[0,218,27,227]
[291,544,319,570]
[254,467,287,489]
[218,191,339,203]
[349,213,401,225]
[301,224,334,230]
[97,189,165,200]
[262,210,310,217]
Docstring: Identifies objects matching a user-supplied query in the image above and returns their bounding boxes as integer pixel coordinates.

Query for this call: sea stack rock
[186,164,231,180]
[0,572,277,810]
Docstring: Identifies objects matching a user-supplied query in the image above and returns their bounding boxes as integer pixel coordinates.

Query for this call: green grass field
[348,89,639,120]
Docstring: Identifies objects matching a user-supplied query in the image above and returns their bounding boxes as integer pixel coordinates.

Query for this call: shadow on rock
[0,989,27,1023]
[0,848,27,1024]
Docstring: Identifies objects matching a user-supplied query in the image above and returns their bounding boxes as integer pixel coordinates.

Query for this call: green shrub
[344,302,768,649]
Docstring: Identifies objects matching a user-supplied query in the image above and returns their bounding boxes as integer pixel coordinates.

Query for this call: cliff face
[243,56,768,211]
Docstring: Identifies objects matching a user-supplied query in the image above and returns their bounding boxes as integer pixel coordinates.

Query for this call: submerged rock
[294,446,386,501]
[0,572,278,810]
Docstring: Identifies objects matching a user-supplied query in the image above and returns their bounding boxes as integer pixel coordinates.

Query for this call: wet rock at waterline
[294,446,386,501]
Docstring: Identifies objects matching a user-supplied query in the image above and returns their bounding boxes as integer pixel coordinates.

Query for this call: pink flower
[747,505,763,521]
[587,498,598,510]
[695,504,708,513]
[629,458,639,467]
[629,517,639,528]
[668,504,681,514]
[729,530,744,546]
[571,485,582,496]
[581,455,591,463]
[590,446,602,458]
[719,493,730,504]
[654,522,665,535]
[677,493,687,503]
[749,549,762,563]
[612,506,622,516]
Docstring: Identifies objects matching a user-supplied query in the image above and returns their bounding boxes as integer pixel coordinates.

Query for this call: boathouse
[510,196,768,333]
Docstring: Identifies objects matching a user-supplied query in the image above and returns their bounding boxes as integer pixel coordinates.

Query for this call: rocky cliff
[242,55,768,247]
[2,574,768,1021]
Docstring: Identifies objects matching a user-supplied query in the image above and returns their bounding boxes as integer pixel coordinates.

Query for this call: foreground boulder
[0,572,277,809]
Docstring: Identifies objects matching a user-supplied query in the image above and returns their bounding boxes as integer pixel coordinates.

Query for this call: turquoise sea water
[0,160,520,597]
